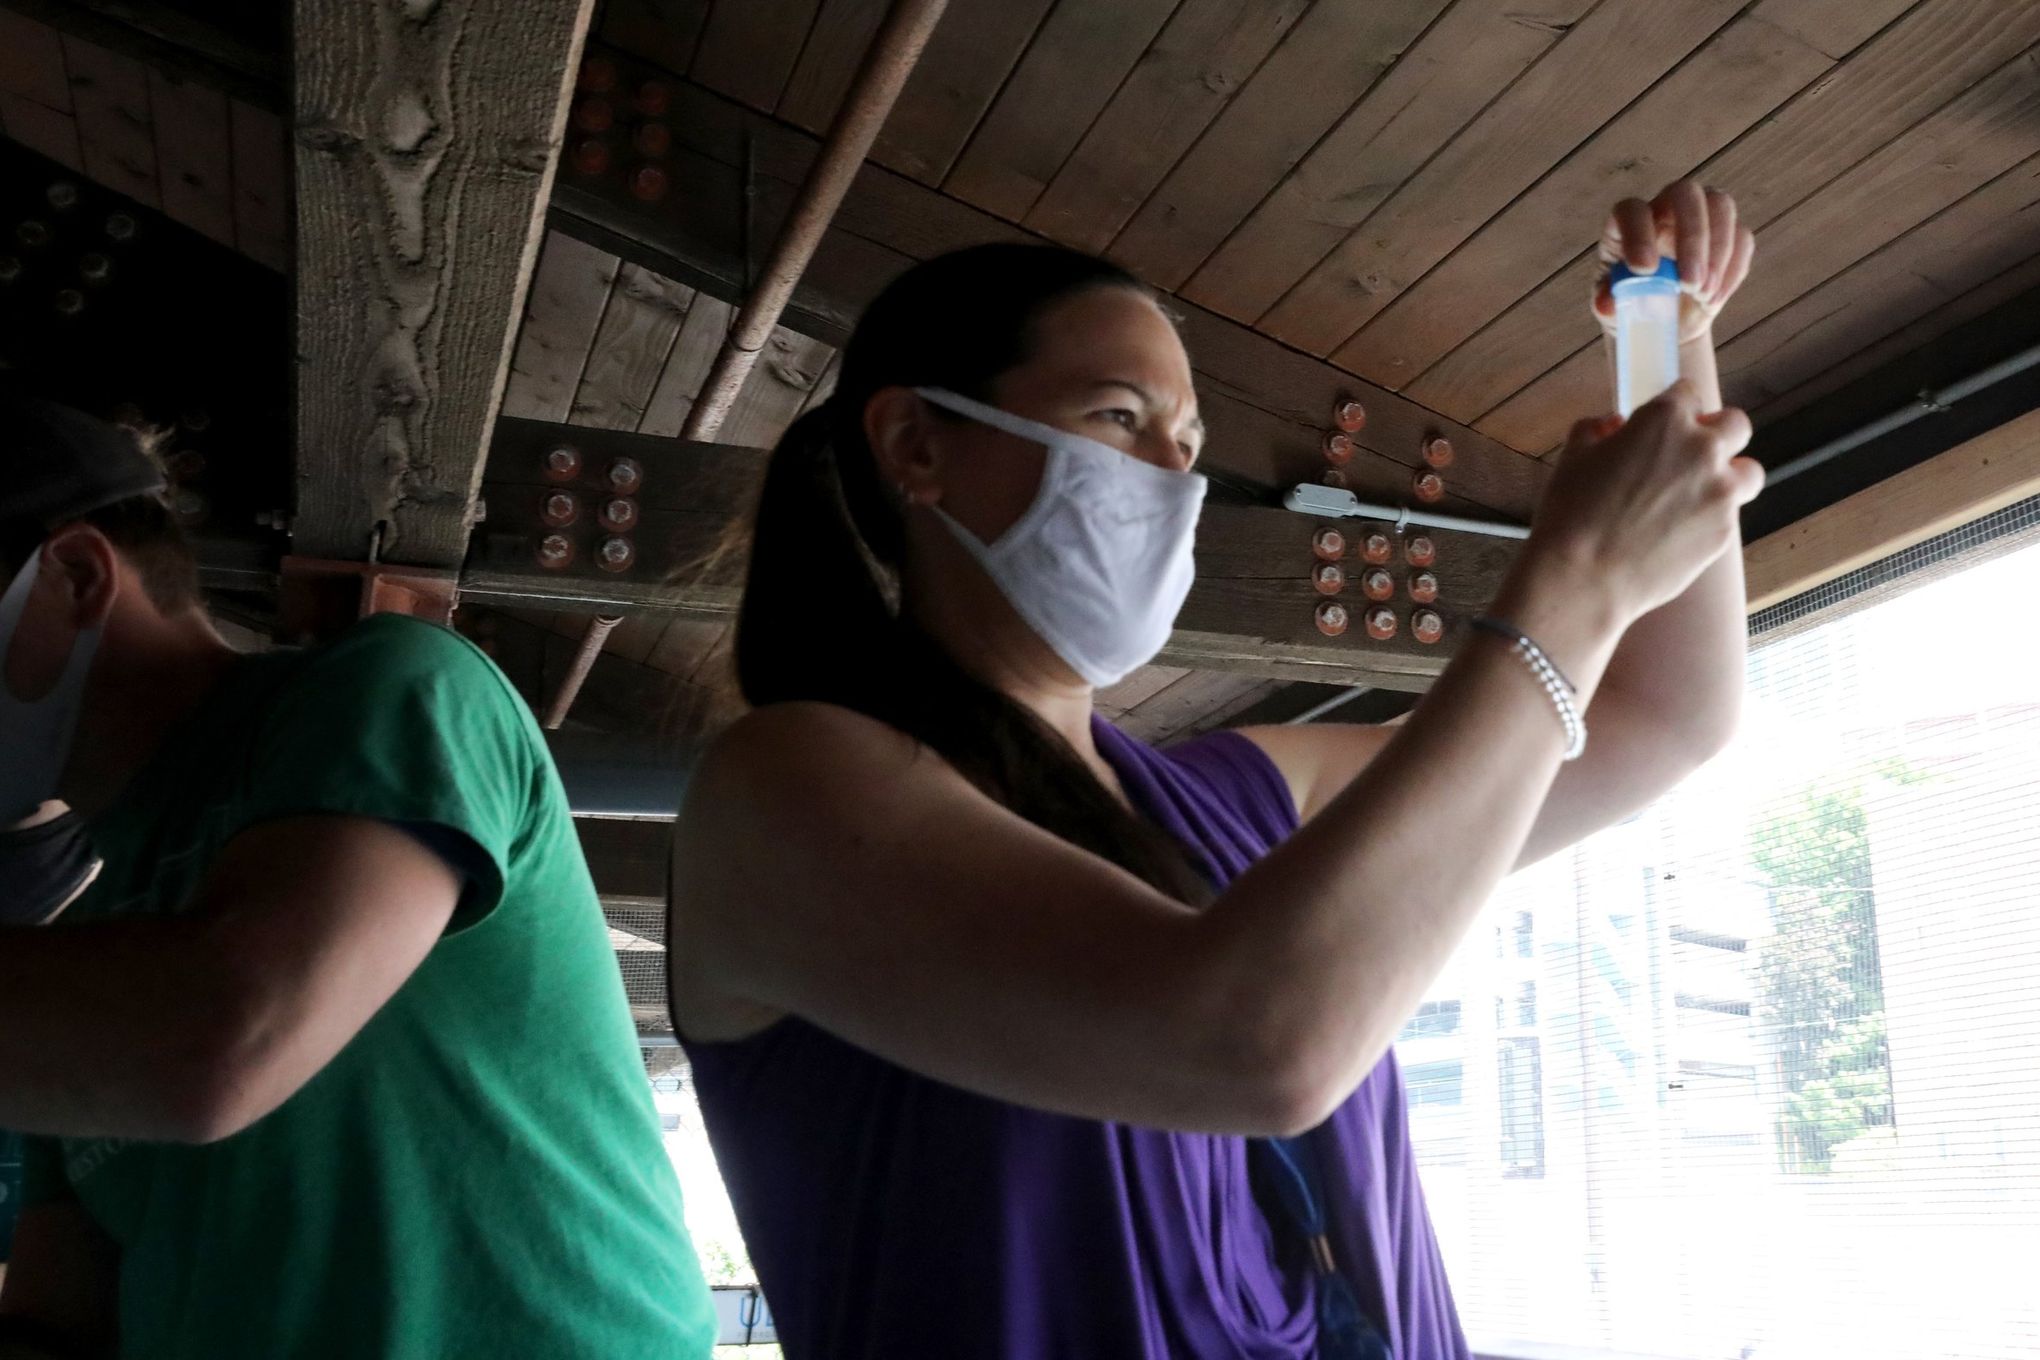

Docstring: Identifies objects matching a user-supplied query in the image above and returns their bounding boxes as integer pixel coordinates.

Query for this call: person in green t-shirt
[0,396,717,1358]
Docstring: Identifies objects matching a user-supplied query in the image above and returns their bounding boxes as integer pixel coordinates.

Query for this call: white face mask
[914,386,1207,688]
[0,548,100,825]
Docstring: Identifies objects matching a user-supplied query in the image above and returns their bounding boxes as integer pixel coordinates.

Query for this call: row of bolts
[1314,399,1450,645]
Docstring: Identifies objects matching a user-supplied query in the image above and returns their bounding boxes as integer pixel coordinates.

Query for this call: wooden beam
[0,0,283,110]
[291,0,594,568]
[547,45,1550,521]
[464,416,1518,689]
[1745,406,2040,612]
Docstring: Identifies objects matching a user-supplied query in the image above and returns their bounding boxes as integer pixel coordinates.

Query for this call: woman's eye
[1095,408,1139,431]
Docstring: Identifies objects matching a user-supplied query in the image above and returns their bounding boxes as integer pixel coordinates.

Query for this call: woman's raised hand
[1591,181,1756,343]
[1531,384,1763,626]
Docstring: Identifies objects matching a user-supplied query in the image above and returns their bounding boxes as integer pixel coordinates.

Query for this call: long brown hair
[735,243,1211,903]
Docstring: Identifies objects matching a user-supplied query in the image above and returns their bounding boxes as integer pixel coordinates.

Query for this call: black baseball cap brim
[0,393,167,530]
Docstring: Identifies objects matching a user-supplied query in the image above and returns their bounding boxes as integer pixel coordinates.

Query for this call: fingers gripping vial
[1609,257,1681,417]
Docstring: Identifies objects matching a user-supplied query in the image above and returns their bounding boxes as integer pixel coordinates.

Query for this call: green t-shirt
[20,615,715,1359]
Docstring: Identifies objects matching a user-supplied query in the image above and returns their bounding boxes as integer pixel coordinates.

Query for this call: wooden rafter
[290,0,595,568]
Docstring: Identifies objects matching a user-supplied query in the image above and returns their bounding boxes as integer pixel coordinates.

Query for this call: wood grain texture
[1106,0,1452,291]
[147,67,235,248]
[940,0,1177,222]
[866,0,1054,185]
[1405,0,2038,431]
[0,90,83,169]
[572,263,696,430]
[227,99,287,270]
[502,232,621,422]
[718,325,833,447]
[640,291,735,437]
[1333,12,1832,390]
[1180,0,1596,324]
[292,0,593,566]
[1117,670,1272,744]
[1258,0,1747,356]
[1021,0,1313,254]
[1479,39,2040,453]
[61,34,159,208]
[1722,153,2040,414]
[599,0,713,77]
[688,0,824,114]
[0,8,80,169]
[1744,406,2040,610]
[775,0,885,134]
[1748,0,1923,60]
[1095,664,1192,718]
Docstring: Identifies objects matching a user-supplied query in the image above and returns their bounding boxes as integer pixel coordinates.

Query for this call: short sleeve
[239,615,541,932]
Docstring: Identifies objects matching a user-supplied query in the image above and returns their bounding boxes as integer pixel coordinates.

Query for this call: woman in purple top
[673,181,1760,1358]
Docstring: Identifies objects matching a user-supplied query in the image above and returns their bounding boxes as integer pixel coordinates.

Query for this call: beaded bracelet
[1471,616,1588,761]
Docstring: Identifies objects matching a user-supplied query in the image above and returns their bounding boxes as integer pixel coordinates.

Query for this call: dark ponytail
[735,243,1212,905]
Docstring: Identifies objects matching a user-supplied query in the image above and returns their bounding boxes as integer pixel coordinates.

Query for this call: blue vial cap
[1609,256,1681,288]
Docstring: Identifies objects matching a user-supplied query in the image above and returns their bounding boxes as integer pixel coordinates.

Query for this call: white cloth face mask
[914,386,1207,688]
[0,548,100,824]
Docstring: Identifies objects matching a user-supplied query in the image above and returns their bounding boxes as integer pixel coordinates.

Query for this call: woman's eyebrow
[1090,379,1206,436]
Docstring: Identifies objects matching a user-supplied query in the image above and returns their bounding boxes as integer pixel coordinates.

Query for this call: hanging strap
[1255,1136,1394,1360]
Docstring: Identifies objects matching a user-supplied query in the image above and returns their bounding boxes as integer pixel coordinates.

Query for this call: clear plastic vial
[1610,257,1681,416]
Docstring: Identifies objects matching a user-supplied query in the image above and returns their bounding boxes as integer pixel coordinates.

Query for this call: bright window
[1401,522,2040,1359]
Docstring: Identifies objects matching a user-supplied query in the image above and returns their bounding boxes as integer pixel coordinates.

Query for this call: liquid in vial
[1610,257,1681,417]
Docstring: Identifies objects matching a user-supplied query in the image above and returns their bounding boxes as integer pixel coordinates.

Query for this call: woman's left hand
[1591,180,1756,344]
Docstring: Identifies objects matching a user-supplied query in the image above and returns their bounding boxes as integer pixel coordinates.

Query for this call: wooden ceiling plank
[1020,0,1312,255]
[1105,0,1452,292]
[146,68,235,249]
[1256,0,1748,357]
[553,54,1546,516]
[226,98,287,271]
[776,0,885,134]
[1097,664,1193,717]
[1178,0,1596,325]
[602,612,670,665]
[798,350,840,416]
[572,262,696,431]
[61,34,161,210]
[0,91,83,171]
[292,0,592,567]
[938,0,1177,223]
[501,231,622,423]
[1405,0,2040,429]
[1332,10,1835,391]
[1723,151,2040,415]
[716,326,835,448]
[646,617,731,685]
[689,0,825,115]
[640,292,736,437]
[1118,670,1270,745]
[1747,0,1927,60]
[598,0,712,77]
[0,9,81,169]
[866,0,1054,187]
[1477,37,2040,453]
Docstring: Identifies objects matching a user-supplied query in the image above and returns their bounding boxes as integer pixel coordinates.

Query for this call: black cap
[0,393,167,529]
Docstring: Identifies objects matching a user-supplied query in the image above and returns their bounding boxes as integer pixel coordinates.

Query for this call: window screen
[1402,508,2040,1359]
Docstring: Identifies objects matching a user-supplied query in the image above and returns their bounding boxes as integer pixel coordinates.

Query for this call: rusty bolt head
[0,256,21,285]
[1313,563,1345,596]
[598,496,639,533]
[1312,527,1346,562]
[633,80,671,117]
[45,181,78,211]
[1323,431,1356,466]
[53,288,83,316]
[16,219,49,249]
[1362,532,1393,565]
[628,164,670,202]
[169,487,207,524]
[1321,468,1349,489]
[597,536,636,572]
[1412,608,1445,645]
[1334,399,1367,433]
[1361,567,1395,602]
[1423,436,1456,469]
[571,95,614,135]
[607,457,644,495]
[537,533,574,569]
[570,138,612,177]
[543,445,582,481]
[104,212,136,242]
[578,54,619,93]
[541,490,581,527]
[1365,606,1398,641]
[166,449,206,480]
[1315,601,1350,637]
[633,121,672,158]
[1412,470,1445,504]
[1409,570,1439,604]
[78,252,110,282]
[1406,534,1436,567]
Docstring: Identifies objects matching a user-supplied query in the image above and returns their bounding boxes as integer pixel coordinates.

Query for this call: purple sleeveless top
[684,718,1469,1359]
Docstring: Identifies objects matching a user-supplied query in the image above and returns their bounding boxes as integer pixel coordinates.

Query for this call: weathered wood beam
[545,43,1551,523]
[291,0,595,568]
[464,417,1518,690]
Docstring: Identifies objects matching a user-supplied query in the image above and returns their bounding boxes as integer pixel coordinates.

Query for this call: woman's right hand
[1527,381,1763,628]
